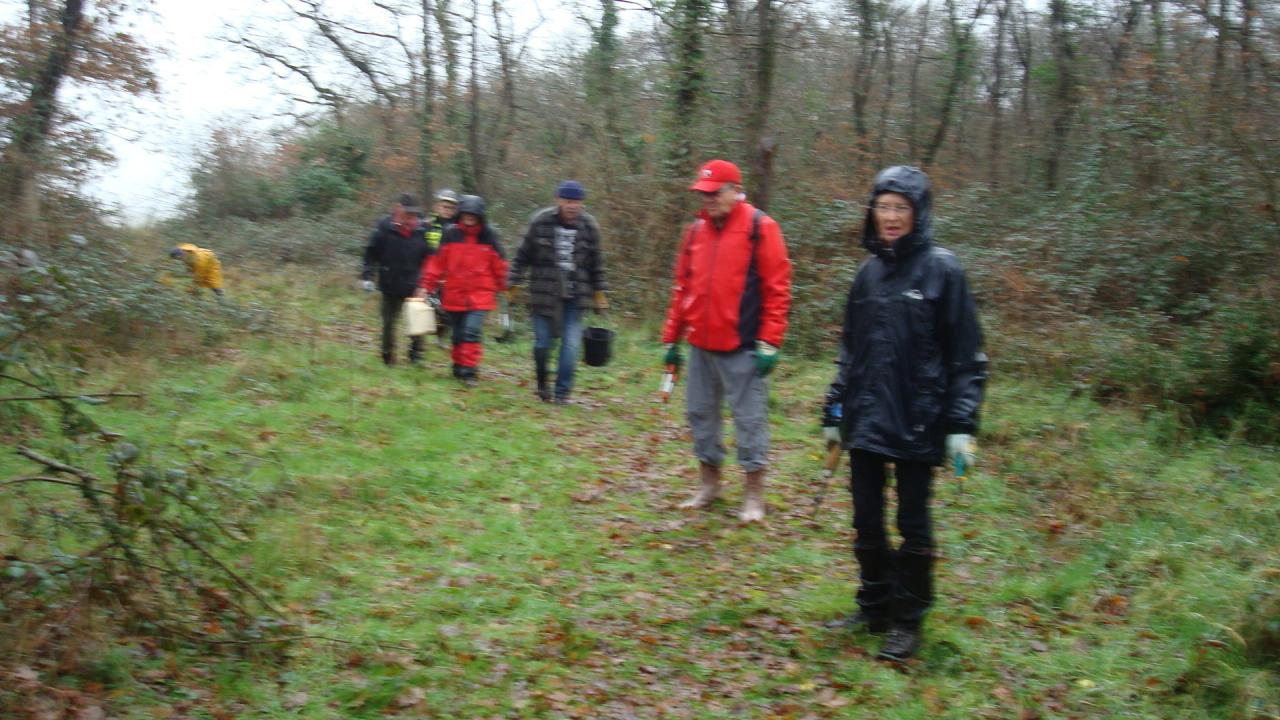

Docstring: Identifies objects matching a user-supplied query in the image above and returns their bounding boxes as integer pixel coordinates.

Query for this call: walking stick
[808,426,844,519]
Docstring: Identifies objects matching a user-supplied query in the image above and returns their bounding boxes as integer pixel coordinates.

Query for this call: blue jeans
[448,310,487,345]
[532,299,582,399]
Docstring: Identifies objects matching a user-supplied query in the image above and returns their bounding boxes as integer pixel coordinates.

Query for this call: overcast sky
[74,0,573,224]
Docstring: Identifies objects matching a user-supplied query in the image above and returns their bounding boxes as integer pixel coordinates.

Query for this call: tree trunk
[586,0,637,183]
[1148,0,1165,92]
[746,0,778,211]
[489,0,517,167]
[987,0,1008,185]
[1238,0,1256,86]
[464,0,482,194]
[875,10,898,166]
[661,0,710,182]
[1108,0,1143,81]
[1,0,85,241]
[420,0,437,200]
[921,0,985,169]
[907,0,931,162]
[434,0,468,192]
[851,0,881,145]
[1046,0,1075,191]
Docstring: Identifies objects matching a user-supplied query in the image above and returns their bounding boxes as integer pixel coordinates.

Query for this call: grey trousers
[685,346,770,471]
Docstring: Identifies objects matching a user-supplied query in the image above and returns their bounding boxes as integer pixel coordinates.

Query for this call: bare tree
[851,0,882,144]
[0,0,84,238]
[1046,0,1076,190]
[745,0,780,210]
[875,5,905,165]
[420,0,438,198]
[921,0,989,168]
[987,0,1009,185]
[224,30,348,122]
[906,0,932,161]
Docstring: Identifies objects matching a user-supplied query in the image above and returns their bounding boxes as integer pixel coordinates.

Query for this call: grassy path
[8,270,1277,718]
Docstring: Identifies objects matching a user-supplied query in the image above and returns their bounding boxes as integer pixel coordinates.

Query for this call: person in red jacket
[417,195,508,386]
[660,159,792,523]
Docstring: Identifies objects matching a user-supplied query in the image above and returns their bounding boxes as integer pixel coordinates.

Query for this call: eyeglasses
[871,203,912,215]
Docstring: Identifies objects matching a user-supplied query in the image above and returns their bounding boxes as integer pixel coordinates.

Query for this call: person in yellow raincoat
[169,244,224,299]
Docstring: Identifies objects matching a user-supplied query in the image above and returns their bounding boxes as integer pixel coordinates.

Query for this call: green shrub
[1093,296,1280,442]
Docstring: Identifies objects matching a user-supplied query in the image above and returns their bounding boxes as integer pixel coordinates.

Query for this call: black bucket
[582,326,615,367]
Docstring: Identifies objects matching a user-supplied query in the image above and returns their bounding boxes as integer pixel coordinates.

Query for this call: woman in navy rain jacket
[824,166,988,661]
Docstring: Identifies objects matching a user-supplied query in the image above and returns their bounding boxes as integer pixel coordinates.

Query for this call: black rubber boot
[828,545,894,632]
[824,610,891,633]
[382,351,395,366]
[877,549,933,661]
[892,549,933,628]
[458,366,478,388]
[854,545,896,629]
[533,348,551,402]
[878,626,922,661]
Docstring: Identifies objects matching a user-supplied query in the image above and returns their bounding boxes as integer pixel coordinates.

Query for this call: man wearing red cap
[660,159,792,523]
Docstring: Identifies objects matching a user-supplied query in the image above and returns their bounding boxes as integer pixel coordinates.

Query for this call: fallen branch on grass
[0,391,143,402]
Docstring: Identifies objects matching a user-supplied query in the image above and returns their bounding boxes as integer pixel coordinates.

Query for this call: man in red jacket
[660,159,792,523]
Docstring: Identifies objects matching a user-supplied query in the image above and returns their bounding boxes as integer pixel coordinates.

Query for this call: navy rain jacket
[828,166,989,465]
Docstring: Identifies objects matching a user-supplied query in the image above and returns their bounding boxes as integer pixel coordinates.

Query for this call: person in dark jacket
[361,193,432,366]
[508,180,609,403]
[823,166,987,661]
[661,159,792,523]
[417,195,508,387]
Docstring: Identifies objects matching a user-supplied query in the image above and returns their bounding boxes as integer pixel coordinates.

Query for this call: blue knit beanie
[556,180,586,200]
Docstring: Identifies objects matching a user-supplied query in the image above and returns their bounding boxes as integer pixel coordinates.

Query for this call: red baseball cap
[689,159,742,192]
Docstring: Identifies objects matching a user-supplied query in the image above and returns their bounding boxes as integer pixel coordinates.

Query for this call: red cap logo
[689,159,742,192]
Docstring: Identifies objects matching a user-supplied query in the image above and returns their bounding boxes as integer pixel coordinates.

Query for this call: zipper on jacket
[704,220,722,348]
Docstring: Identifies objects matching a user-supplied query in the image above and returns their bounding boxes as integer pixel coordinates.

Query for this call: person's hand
[945,434,976,475]
[361,279,375,293]
[593,291,609,312]
[412,287,426,299]
[663,342,682,370]
[821,398,842,428]
[754,341,779,377]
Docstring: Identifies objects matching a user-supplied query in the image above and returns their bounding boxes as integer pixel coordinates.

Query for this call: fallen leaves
[394,686,427,708]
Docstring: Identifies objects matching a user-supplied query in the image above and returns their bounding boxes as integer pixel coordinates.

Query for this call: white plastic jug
[404,297,436,336]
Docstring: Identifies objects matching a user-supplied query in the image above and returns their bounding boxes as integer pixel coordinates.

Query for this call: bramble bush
[1,240,291,709]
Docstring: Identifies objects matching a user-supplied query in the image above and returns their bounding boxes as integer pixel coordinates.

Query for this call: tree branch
[0,391,142,403]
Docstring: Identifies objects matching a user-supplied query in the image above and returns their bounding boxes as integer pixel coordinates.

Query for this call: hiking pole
[659,363,678,403]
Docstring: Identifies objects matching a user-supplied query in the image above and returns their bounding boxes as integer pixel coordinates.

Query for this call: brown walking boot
[679,462,722,509]
[739,469,766,523]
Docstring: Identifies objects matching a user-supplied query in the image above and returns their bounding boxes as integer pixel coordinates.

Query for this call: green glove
[754,340,779,377]
[663,343,682,369]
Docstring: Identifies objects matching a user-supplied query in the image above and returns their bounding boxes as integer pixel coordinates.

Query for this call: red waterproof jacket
[420,223,508,312]
[661,201,792,351]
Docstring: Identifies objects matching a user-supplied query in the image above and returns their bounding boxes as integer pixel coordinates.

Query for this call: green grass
[2,265,1277,718]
